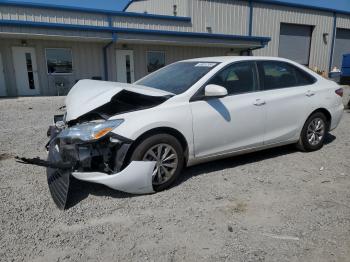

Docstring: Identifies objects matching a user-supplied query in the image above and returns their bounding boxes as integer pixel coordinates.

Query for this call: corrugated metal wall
[337,14,350,29]
[191,0,249,35]
[105,43,230,82]
[126,0,189,16]
[252,3,334,71]
[0,2,250,35]
[0,4,193,33]
[112,16,192,32]
[0,5,109,26]
[0,39,104,96]
[125,0,250,35]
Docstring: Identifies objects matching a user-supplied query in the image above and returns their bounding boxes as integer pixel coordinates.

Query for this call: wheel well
[309,108,332,130]
[124,127,189,166]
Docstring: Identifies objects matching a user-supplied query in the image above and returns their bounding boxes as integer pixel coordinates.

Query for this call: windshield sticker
[195,62,217,67]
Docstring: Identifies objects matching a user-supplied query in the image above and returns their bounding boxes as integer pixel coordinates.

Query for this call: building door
[116,50,135,83]
[0,53,6,96]
[12,47,40,96]
[332,28,350,69]
[278,23,313,66]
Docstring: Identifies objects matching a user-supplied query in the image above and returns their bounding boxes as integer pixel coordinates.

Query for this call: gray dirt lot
[0,97,350,262]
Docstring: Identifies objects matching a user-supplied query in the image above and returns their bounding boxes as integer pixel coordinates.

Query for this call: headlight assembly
[58,119,124,142]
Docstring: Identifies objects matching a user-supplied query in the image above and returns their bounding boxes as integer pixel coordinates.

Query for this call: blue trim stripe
[116,27,271,43]
[0,19,271,44]
[0,0,191,22]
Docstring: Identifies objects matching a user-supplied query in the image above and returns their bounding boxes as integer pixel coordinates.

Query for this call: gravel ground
[0,96,350,262]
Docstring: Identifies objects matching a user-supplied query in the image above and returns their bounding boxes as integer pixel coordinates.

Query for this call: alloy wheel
[142,143,179,185]
[306,118,325,146]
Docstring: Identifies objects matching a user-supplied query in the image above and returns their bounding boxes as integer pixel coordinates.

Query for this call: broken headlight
[58,119,124,142]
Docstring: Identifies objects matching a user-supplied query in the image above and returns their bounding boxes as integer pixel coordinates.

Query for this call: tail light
[335,88,343,97]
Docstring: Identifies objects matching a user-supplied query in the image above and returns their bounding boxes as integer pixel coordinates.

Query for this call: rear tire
[297,112,328,152]
[129,134,184,191]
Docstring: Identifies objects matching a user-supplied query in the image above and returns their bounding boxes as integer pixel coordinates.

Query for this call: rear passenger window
[208,62,258,95]
[258,61,315,90]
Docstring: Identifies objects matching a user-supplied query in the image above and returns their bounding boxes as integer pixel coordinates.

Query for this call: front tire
[297,112,328,152]
[129,134,184,191]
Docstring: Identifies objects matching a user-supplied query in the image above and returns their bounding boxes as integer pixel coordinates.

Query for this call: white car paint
[64,56,344,193]
[72,161,156,194]
[65,79,172,122]
[190,91,265,157]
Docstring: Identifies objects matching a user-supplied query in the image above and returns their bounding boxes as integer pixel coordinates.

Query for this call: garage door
[278,23,313,65]
[332,28,350,69]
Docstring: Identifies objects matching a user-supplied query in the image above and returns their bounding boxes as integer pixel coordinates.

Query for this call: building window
[46,48,73,74]
[147,51,165,73]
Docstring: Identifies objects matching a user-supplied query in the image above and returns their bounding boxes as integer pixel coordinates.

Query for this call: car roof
[182,56,323,80]
[183,56,296,63]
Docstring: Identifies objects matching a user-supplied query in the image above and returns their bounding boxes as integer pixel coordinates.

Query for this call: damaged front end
[45,116,156,209]
[17,80,174,209]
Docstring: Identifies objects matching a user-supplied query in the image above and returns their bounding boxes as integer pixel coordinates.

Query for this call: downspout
[248,0,253,37]
[103,15,117,81]
[103,33,117,81]
[328,12,337,74]
[248,0,254,55]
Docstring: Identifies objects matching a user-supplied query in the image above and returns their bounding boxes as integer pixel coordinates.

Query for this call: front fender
[109,103,194,158]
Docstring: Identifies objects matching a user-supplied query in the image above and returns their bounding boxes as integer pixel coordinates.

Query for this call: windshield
[136,61,219,95]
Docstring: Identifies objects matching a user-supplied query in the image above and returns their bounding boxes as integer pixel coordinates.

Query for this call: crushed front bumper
[46,118,155,209]
[71,161,155,194]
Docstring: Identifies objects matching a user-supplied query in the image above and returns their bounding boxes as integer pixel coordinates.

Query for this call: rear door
[257,61,317,145]
[190,61,266,158]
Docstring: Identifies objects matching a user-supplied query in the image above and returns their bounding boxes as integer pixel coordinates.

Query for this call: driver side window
[208,62,258,95]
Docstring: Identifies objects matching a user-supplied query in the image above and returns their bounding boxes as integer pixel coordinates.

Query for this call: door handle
[253,99,266,106]
[306,90,315,97]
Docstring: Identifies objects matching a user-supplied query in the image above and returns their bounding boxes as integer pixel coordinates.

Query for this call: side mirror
[204,84,228,98]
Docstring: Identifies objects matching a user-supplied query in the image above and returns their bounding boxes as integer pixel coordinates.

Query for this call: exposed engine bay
[69,90,170,125]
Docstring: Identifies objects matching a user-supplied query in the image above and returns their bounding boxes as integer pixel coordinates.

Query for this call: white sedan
[44,56,344,209]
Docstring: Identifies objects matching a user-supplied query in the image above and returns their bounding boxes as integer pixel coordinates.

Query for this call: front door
[0,53,6,96]
[116,50,135,83]
[190,61,265,158]
[12,47,40,96]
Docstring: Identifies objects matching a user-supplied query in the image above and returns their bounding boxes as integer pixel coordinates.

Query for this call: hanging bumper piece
[17,122,156,210]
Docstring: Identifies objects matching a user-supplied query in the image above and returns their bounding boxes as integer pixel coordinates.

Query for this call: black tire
[297,112,328,152]
[129,134,184,191]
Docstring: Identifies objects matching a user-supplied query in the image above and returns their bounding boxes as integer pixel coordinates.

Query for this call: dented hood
[65,79,172,122]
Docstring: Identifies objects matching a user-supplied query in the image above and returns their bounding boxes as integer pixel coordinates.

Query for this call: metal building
[0,0,349,97]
